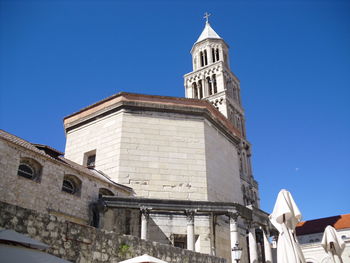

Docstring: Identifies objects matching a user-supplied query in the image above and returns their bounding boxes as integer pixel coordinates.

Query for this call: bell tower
[184,14,259,207]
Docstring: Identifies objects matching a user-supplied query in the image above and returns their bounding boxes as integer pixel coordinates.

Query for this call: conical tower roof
[195,22,222,44]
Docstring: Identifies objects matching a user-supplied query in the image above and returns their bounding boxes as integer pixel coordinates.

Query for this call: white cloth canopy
[0,229,71,263]
[119,254,168,263]
[0,229,49,249]
[269,189,305,263]
[0,244,72,263]
[321,225,345,263]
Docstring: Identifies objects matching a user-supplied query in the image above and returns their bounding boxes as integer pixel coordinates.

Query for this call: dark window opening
[204,50,208,65]
[17,158,42,182]
[173,234,187,249]
[99,188,114,198]
[198,80,203,99]
[200,52,204,67]
[62,179,76,194]
[216,48,220,61]
[207,77,212,95]
[212,48,215,62]
[17,164,34,179]
[62,175,81,196]
[87,154,96,168]
[192,83,198,98]
[212,74,217,93]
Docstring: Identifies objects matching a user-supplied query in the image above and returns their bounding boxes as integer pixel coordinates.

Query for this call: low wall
[0,201,226,263]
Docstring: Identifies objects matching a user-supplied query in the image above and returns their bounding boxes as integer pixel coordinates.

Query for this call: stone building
[0,20,274,263]
[296,214,350,263]
[62,20,271,263]
[0,129,132,225]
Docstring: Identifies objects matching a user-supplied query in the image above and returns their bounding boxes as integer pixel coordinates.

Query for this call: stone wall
[64,111,124,180]
[0,201,226,263]
[204,120,242,203]
[0,136,130,225]
[65,109,210,201]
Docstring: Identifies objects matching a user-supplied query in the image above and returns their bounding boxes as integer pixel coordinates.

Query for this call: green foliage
[118,244,130,257]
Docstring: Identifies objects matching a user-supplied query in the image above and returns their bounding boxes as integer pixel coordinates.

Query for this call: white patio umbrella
[321,225,345,263]
[0,229,72,263]
[269,189,305,263]
[119,254,168,263]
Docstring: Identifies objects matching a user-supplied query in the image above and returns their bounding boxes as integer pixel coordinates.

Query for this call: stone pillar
[229,212,240,263]
[140,207,150,240]
[248,225,258,263]
[262,227,273,263]
[185,209,196,251]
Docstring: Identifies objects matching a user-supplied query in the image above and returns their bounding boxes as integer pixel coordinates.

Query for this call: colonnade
[192,74,217,99]
[140,208,273,263]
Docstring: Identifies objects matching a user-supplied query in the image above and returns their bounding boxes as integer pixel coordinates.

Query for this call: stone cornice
[63,92,243,146]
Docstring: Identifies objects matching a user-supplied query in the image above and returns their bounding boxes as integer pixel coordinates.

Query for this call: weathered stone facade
[0,201,226,263]
[65,104,243,204]
[0,130,132,225]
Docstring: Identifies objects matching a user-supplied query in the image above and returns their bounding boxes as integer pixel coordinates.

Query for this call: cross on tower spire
[204,12,211,23]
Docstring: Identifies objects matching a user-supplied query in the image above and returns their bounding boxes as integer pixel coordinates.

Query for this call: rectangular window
[84,150,96,168]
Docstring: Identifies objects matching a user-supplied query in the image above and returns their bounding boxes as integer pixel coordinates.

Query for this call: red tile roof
[296,214,350,235]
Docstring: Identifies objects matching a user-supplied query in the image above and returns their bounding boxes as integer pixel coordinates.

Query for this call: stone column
[262,227,273,263]
[140,207,150,240]
[229,212,240,263]
[248,225,258,263]
[185,209,196,251]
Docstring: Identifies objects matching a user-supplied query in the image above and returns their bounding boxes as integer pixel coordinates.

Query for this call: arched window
[212,74,217,93]
[99,188,114,198]
[17,158,42,181]
[200,51,204,67]
[211,48,215,62]
[62,175,82,196]
[216,48,220,61]
[206,77,212,95]
[192,82,198,98]
[204,50,208,65]
[18,164,34,179]
[198,80,203,99]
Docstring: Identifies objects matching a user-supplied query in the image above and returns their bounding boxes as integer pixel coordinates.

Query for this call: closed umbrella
[269,189,305,263]
[321,225,345,263]
[119,254,168,263]
[0,229,71,263]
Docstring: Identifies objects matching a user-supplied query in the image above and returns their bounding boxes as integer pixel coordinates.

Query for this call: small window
[87,154,96,168]
[62,175,82,196]
[211,48,215,62]
[17,158,42,181]
[62,179,76,194]
[18,164,34,179]
[99,188,114,198]
[173,234,187,249]
[84,150,96,168]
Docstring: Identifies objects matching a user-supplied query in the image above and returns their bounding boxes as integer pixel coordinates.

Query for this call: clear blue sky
[1,0,349,221]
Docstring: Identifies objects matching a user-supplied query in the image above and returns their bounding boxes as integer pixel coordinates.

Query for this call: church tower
[184,15,259,207]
